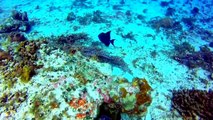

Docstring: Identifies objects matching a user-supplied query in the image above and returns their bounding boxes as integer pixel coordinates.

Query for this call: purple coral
[171,89,213,119]
[174,50,213,72]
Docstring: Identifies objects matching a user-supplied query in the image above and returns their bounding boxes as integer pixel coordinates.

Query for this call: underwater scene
[0,0,213,119]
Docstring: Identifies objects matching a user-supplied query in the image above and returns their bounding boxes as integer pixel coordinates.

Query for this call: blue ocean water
[0,0,213,119]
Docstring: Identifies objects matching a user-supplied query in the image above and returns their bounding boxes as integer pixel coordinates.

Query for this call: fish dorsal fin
[106,31,111,40]
[98,33,104,40]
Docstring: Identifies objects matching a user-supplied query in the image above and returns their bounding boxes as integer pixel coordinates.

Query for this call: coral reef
[165,7,175,16]
[0,10,33,33]
[29,97,45,119]
[0,33,152,119]
[0,50,12,61]
[181,17,196,28]
[173,46,213,72]
[15,41,39,64]
[149,17,182,34]
[196,28,213,42]
[28,93,62,120]
[93,77,152,119]
[73,72,88,85]
[191,7,199,15]
[20,65,35,83]
[104,77,152,116]
[55,33,89,45]
[173,42,195,56]
[0,40,42,88]
[121,32,136,42]
[67,12,76,21]
[171,89,213,119]
[92,10,107,23]
[121,78,152,115]
[0,90,28,117]
[160,1,171,7]
[72,0,92,8]
[121,93,136,111]
[77,10,108,25]
[0,20,31,33]
[11,10,28,21]
[8,32,26,42]
[78,14,93,25]
[151,17,174,30]
[68,97,95,119]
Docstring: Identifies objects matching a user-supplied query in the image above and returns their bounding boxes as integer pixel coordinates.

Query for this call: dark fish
[209,42,213,48]
[100,115,111,120]
[98,31,115,47]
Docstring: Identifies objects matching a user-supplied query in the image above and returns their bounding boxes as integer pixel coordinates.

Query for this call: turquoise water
[0,0,213,119]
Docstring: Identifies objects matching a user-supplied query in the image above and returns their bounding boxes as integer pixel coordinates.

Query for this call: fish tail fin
[110,39,115,46]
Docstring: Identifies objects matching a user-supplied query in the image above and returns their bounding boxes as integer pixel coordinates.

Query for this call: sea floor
[0,0,213,120]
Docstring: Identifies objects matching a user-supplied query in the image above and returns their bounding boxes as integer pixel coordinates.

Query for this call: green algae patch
[20,65,35,83]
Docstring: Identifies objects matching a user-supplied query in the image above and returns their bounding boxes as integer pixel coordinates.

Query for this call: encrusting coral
[121,78,152,115]
[101,77,152,116]
[8,32,26,42]
[94,77,152,119]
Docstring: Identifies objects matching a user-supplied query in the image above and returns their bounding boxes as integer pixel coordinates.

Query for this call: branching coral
[171,89,213,119]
